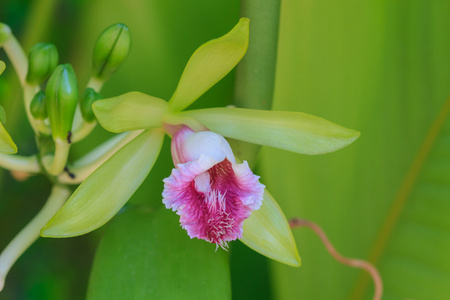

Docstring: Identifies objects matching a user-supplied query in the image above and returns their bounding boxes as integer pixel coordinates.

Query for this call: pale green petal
[169,18,249,112]
[241,189,301,267]
[0,122,17,154]
[182,107,360,155]
[41,129,164,237]
[93,92,169,133]
[0,60,5,75]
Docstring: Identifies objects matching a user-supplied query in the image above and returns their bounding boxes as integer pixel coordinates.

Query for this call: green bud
[26,43,59,85]
[30,91,47,120]
[0,105,6,124]
[80,88,102,122]
[0,23,11,45]
[92,23,131,80]
[45,64,78,142]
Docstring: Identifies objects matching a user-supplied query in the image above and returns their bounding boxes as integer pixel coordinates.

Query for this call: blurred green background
[1,0,450,299]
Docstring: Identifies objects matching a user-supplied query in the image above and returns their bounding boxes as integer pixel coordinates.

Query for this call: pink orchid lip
[163,126,264,248]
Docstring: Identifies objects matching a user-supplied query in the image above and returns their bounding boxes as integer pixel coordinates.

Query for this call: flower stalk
[43,138,71,175]
[1,34,28,87]
[0,153,40,173]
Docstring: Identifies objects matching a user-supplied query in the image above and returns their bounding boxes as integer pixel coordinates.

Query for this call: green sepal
[41,129,164,237]
[168,18,249,112]
[30,91,47,120]
[0,120,17,154]
[26,43,59,85]
[45,64,78,141]
[0,23,11,45]
[81,88,102,122]
[0,60,5,75]
[182,107,360,155]
[241,189,301,267]
[93,92,169,133]
[92,23,131,80]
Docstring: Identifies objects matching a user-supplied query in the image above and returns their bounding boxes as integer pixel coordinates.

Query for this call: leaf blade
[87,207,231,300]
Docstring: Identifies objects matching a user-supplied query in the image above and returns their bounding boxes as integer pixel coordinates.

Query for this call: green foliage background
[1,0,449,299]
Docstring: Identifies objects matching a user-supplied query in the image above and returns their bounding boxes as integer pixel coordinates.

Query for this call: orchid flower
[163,126,265,249]
[40,18,359,267]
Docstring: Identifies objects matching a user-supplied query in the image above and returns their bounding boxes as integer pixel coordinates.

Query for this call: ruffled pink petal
[163,155,264,248]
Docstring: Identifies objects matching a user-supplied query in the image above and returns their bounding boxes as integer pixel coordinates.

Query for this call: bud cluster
[21,23,131,143]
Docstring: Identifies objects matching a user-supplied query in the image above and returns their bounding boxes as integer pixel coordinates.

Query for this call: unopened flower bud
[26,43,59,85]
[80,88,102,122]
[0,23,11,45]
[45,64,78,142]
[0,105,6,124]
[92,23,131,80]
[30,91,47,120]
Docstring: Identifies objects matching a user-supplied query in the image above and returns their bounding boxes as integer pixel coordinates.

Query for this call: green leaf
[168,18,249,112]
[0,121,17,154]
[353,100,450,299]
[182,107,359,155]
[93,92,169,133]
[87,207,231,300]
[41,129,164,237]
[241,189,301,267]
[261,1,450,299]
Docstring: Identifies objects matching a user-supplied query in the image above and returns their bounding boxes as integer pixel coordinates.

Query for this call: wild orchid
[0,17,360,292]
[41,18,359,263]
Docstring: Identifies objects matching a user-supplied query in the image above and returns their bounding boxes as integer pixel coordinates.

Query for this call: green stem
[2,36,28,88]
[232,0,281,164]
[58,130,142,184]
[2,0,59,138]
[234,0,281,110]
[23,84,48,135]
[86,76,105,92]
[71,77,104,142]
[0,184,71,292]
[43,139,71,176]
[70,121,96,143]
[2,36,50,136]
[0,153,40,173]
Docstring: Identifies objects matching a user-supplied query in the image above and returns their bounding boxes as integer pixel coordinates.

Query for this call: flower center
[203,190,235,249]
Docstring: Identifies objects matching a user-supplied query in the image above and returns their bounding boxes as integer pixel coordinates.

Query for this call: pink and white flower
[162,126,265,249]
